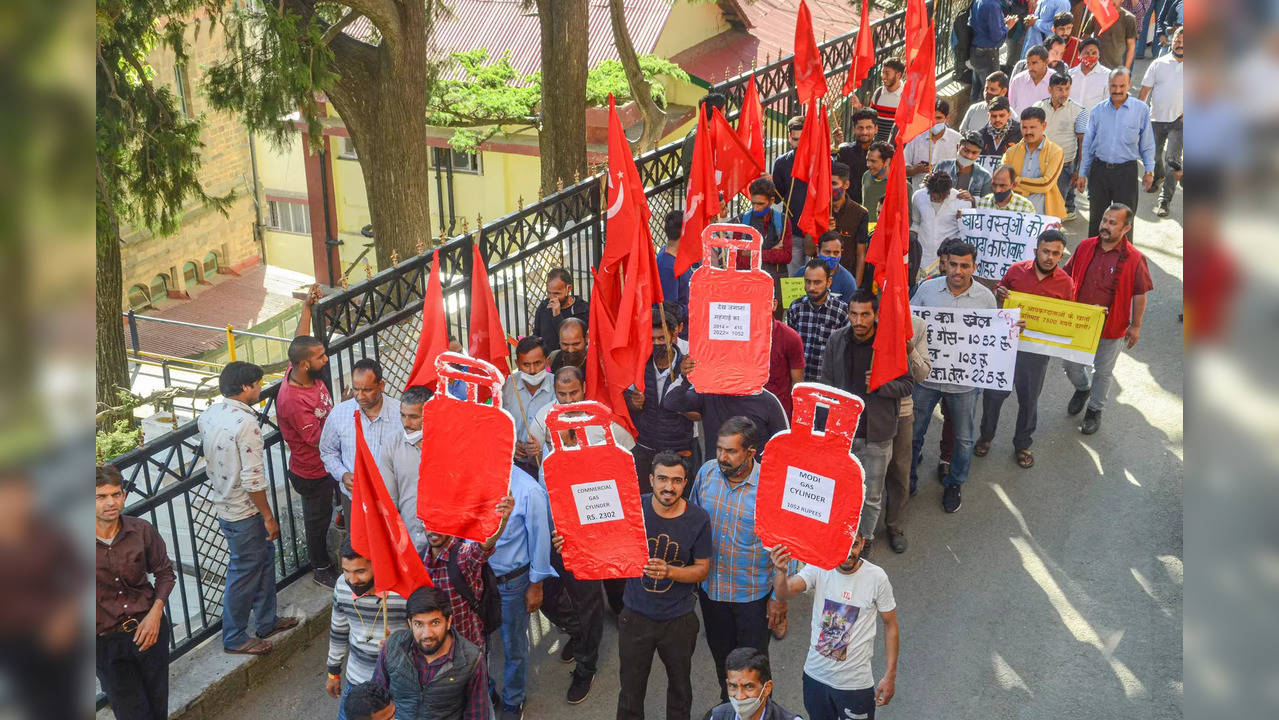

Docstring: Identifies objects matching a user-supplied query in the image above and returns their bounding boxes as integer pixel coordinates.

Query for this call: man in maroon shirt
[1061,203,1153,434]
[766,294,805,417]
[977,229,1076,468]
[97,465,176,720]
[276,285,339,586]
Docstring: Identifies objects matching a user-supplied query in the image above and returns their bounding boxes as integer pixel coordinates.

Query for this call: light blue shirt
[319,395,403,498]
[1021,143,1045,213]
[910,276,997,393]
[489,466,558,582]
[500,373,555,444]
[1022,0,1070,56]
[1079,96,1156,177]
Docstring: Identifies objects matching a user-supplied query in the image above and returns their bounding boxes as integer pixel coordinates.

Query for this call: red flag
[841,0,876,97]
[674,108,720,277]
[737,75,766,170]
[795,99,832,240]
[584,266,639,438]
[895,0,936,144]
[793,0,828,105]
[467,239,509,372]
[349,410,433,598]
[866,144,913,391]
[601,95,651,272]
[1085,0,1120,34]
[404,250,449,391]
[710,108,763,201]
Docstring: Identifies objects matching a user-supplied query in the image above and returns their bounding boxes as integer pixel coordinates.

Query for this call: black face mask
[349,578,376,597]
[718,457,751,479]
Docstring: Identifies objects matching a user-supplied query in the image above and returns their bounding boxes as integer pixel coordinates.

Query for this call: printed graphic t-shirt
[797,560,896,691]
[623,495,712,622]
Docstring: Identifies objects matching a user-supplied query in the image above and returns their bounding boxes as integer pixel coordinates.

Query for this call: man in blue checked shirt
[1076,67,1155,239]
[690,416,790,704]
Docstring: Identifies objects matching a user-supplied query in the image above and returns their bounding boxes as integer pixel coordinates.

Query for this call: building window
[203,251,219,279]
[128,285,152,310]
[338,136,359,159]
[174,63,191,118]
[432,147,481,174]
[182,261,200,286]
[150,274,169,303]
[266,199,311,235]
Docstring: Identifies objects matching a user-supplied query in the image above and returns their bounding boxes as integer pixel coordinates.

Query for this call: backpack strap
[446,542,483,615]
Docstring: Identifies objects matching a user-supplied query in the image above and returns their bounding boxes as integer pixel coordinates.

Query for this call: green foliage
[97,419,143,463]
[583,56,690,108]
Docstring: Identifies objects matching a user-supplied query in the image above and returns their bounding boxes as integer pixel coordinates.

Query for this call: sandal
[974,439,991,457]
[1016,450,1034,469]
[257,616,299,640]
[225,638,273,655]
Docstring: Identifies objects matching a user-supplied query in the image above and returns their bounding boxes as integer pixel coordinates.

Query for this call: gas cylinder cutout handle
[545,401,617,452]
[433,351,506,408]
[702,223,764,272]
[791,383,865,439]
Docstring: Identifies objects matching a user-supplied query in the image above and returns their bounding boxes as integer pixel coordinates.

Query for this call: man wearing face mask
[832,108,879,204]
[790,234,857,302]
[826,163,870,284]
[935,132,994,203]
[739,177,794,278]
[373,386,435,554]
[977,97,1023,162]
[705,648,802,720]
[909,171,968,271]
[789,255,851,383]
[860,141,904,223]
[627,309,698,486]
[548,318,588,374]
[976,164,1037,214]
[501,336,557,476]
[770,537,899,720]
[325,540,410,720]
[1068,38,1110,110]
[903,100,962,189]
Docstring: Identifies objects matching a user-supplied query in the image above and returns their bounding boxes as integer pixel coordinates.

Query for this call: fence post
[226,325,237,361]
[128,310,140,358]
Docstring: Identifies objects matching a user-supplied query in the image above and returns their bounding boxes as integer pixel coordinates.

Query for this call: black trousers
[616,608,700,720]
[698,590,771,702]
[96,621,170,720]
[541,548,604,678]
[1086,160,1139,239]
[979,352,1050,452]
[288,471,337,570]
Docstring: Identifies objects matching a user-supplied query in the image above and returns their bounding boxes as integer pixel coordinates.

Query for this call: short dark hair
[1044,35,1067,50]
[406,585,452,619]
[515,335,545,358]
[701,91,727,119]
[662,300,686,326]
[960,131,983,150]
[546,268,573,287]
[937,237,964,258]
[1048,72,1073,87]
[652,306,678,331]
[748,177,776,198]
[1106,202,1134,226]
[947,240,979,262]
[1026,45,1049,61]
[925,170,953,195]
[1020,106,1047,124]
[664,209,684,241]
[804,257,833,278]
[986,71,1009,89]
[219,361,264,397]
[1037,228,1069,248]
[1079,37,1101,52]
[288,335,324,365]
[882,58,905,74]
[725,647,772,684]
[935,99,951,116]
[352,358,384,383]
[554,365,584,386]
[401,385,432,407]
[343,682,394,720]
[846,288,879,311]
[787,115,805,132]
[96,465,123,488]
[340,536,363,561]
[830,161,851,182]
[1053,11,1074,27]
[868,140,894,162]
[651,450,689,479]
[718,416,760,452]
[816,231,843,251]
[993,164,1018,183]
[851,107,879,125]
[988,96,1012,114]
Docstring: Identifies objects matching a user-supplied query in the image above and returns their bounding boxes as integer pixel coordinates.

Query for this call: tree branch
[320,10,362,45]
[320,0,402,53]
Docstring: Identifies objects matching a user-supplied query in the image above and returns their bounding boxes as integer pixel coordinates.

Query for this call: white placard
[976,154,1003,176]
[708,302,751,342]
[782,466,836,523]
[571,480,625,525]
[958,208,1058,280]
[912,307,1021,391]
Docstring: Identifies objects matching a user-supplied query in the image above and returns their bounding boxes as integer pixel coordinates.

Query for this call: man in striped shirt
[326,539,409,720]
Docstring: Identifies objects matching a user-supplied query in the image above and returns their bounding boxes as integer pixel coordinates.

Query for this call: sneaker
[1067,389,1091,416]
[559,638,577,664]
[566,671,593,704]
[942,484,962,513]
[888,530,908,554]
[1080,408,1102,435]
[936,461,950,484]
[312,565,339,588]
[1154,200,1169,217]
[1064,211,1078,222]
[499,703,524,720]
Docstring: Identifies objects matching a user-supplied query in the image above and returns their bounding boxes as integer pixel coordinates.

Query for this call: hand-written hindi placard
[912,307,1021,391]
[782,466,835,523]
[1003,291,1105,366]
[959,208,1058,280]
[571,480,625,525]
[708,302,751,342]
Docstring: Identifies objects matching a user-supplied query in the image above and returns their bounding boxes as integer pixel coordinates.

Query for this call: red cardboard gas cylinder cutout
[542,402,648,580]
[756,383,867,570]
[687,223,775,395]
[417,352,514,543]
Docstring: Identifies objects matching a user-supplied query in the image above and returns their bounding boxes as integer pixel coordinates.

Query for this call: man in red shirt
[1062,203,1153,434]
[766,294,805,417]
[275,286,339,586]
[977,229,1076,468]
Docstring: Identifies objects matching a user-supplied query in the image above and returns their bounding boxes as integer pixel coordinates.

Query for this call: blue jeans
[492,571,531,708]
[335,678,351,720]
[219,514,279,649]
[1058,158,1077,213]
[911,386,979,488]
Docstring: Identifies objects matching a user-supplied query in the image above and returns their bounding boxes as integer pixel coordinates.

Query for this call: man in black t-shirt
[616,451,712,720]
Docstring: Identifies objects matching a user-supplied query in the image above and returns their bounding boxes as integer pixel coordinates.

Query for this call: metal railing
[124,310,295,367]
[103,1,962,670]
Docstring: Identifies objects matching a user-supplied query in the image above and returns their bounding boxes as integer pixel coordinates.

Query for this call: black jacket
[818,326,914,442]
[531,296,589,354]
[661,377,789,460]
[629,347,694,452]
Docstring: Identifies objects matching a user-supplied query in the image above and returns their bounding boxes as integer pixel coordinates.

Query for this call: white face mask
[957,155,975,168]
[931,122,947,135]
[403,428,423,444]
[517,369,548,386]
[729,693,765,719]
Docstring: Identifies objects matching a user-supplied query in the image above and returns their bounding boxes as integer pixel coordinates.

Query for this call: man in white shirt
[1069,38,1110,112]
[1035,72,1087,221]
[909,170,968,264]
[903,100,962,190]
[319,358,402,523]
[1139,28,1183,217]
[769,538,899,720]
[198,361,298,654]
[1008,45,1054,113]
[959,72,1009,134]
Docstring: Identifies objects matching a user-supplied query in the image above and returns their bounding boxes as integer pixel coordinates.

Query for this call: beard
[349,578,376,596]
[1036,259,1057,274]
[558,350,586,367]
[306,364,327,379]
[418,634,446,655]
[718,458,750,478]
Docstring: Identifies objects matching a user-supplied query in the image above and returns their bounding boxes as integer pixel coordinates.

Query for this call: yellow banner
[1003,291,1106,365]
[780,276,806,311]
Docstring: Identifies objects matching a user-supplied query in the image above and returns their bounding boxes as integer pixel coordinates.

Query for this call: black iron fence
[104,0,962,668]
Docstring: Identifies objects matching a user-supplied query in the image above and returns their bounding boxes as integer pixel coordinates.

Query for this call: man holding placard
[978,229,1076,468]
[975,165,1036,215]
[909,241,997,514]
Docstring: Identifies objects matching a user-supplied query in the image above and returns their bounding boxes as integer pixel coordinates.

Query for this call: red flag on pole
[895,0,936,144]
[710,108,764,201]
[601,95,652,272]
[865,144,913,391]
[795,100,832,240]
[467,239,509,372]
[793,0,828,105]
[841,0,876,97]
[404,250,449,391]
[674,108,721,277]
[737,75,766,171]
[1085,0,1120,34]
[584,266,640,438]
[349,410,433,598]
